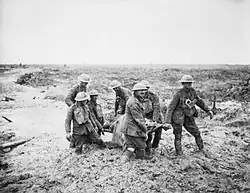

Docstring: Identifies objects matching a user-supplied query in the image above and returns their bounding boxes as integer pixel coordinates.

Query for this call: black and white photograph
[0,0,249,192]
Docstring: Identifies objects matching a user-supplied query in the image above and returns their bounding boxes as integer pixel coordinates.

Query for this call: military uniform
[165,87,210,155]
[143,91,163,150]
[114,87,132,115]
[88,100,104,125]
[121,95,148,156]
[65,103,105,154]
[65,84,87,107]
[88,100,104,135]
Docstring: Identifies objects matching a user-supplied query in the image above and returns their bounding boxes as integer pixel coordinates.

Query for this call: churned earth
[0,65,249,193]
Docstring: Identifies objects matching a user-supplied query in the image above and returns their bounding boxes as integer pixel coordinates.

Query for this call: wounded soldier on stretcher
[103,115,171,149]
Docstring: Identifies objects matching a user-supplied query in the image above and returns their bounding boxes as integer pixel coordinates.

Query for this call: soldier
[109,80,132,116]
[140,80,162,155]
[65,92,106,155]
[164,75,213,156]
[121,83,152,162]
[88,89,105,135]
[65,73,91,107]
[65,73,91,148]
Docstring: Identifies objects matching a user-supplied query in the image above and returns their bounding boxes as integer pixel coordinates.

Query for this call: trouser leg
[122,135,136,162]
[184,116,204,151]
[123,135,150,161]
[172,123,183,156]
[174,134,183,156]
[72,134,88,154]
[152,127,162,148]
[69,137,75,148]
[146,133,152,155]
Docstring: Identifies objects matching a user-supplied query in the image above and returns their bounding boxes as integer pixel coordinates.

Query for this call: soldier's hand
[66,133,71,142]
[98,127,105,135]
[162,123,173,131]
[208,110,213,119]
[117,109,122,115]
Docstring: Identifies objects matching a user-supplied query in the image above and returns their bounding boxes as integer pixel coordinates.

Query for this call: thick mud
[0,65,249,193]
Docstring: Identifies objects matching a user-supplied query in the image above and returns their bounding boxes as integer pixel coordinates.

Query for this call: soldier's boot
[174,134,183,156]
[195,136,212,158]
[195,136,204,151]
[121,149,134,163]
[75,147,82,155]
[97,139,106,149]
[135,149,153,160]
[69,139,75,148]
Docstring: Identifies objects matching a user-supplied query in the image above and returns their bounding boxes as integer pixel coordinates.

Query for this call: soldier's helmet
[179,75,195,83]
[140,80,150,88]
[88,89,99,96]
[132,83,148,91]
[75,92,90,101]
[78,73,91,83]
[109,80,121,89]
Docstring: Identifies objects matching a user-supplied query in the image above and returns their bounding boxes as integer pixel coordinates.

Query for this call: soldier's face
[182,82,192,89]
[135,90,147,99]
[113,87,119,92]
[80,82,88,87]
[79,100,87,106]
[91,95,98,101]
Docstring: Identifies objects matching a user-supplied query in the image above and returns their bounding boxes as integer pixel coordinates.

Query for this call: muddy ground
[0,65,250,193]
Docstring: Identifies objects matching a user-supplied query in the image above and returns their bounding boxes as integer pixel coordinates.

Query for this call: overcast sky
[0,0,249,65]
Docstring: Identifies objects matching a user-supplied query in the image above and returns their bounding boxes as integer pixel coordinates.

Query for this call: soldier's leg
[72,134,88,155]
[184,116,204,151]
[152,127,163,148]
[145,133,153,155]
[69,134,76,148]
[134,137,152,160]
[88,130,106,148]
[121,135,136,162]
[172,123,183,156]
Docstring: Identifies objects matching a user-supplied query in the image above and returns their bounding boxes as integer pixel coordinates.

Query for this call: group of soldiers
[64,73,214,161]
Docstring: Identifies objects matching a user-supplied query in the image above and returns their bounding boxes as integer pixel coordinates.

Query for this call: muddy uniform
[65,84,87,107]
[121,95,147,153]
[88,100,104,125]
[65,103,105,153]
[144,91,163,149]
[115,87,132,115]
[165,87,209,153]
[88,100,104,135]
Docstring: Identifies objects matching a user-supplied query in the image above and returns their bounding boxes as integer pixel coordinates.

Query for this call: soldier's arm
[114,95,119,114]
[89,108,102,129]
[195,92,209,112]
[129,103,147,133]
[88,110,97,129]
[65,87,77,107]
[165,92,180,124]
[65,106,74,133]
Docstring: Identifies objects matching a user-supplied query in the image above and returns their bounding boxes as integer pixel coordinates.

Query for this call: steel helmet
[88,89,99,96]
[78,73,91,83]
[75,92,89,101]
[179,75,195,83]
[109,80,121,89]
[132,83,148,91]
[140,80,150,88]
